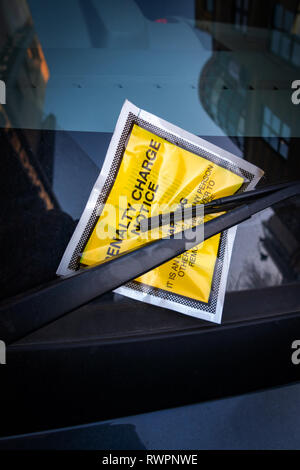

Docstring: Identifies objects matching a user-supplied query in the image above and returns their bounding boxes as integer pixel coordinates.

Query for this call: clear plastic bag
[57,100,263,323]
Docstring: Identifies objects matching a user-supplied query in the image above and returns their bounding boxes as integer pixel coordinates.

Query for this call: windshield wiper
[0,181,299,344]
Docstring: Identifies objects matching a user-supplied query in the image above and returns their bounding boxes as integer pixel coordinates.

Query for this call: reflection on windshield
[0,0,299,302]
[196,0,300,288]
[27,0,223,136]
[198,1,300,177]
[0,0,56,213]
[0,0,49,130]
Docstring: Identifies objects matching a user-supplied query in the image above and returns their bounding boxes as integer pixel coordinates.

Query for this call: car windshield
[1,0,299,305]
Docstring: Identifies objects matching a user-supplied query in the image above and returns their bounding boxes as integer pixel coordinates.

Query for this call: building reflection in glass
[0,0,57,210]
[0,0,49,131]
[0,0,77,299]
[197,0,300,284]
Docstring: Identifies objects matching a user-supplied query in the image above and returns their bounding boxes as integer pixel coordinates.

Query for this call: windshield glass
[1,0,299,303]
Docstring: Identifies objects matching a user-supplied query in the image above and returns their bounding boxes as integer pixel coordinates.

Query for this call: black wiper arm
[0,181,299,344]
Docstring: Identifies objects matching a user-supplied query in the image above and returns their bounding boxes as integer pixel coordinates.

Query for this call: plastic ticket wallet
[57,101,263,323]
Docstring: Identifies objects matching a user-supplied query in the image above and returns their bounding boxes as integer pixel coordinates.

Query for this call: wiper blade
[0,181,299,344]
[140,181,299,232]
